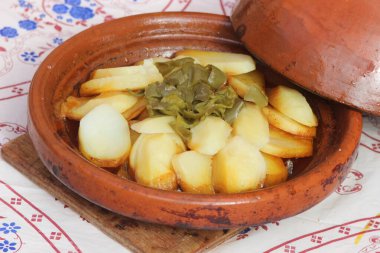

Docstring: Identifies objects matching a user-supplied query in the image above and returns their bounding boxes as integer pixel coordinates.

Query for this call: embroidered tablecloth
[0,1,380,252]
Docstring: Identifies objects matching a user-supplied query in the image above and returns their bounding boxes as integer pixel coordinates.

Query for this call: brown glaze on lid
[231,0,380,115]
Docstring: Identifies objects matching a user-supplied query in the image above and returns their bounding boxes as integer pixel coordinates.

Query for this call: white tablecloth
[1,1,380,252]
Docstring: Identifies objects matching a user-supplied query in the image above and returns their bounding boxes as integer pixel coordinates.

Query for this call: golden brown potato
[78,104,131,168]
[61,91,138,120]
[80,61,163,96]
[133,57,171,66]
[262,153,288,187]
[175,49,256,75]
[172,151,214,194]
[212,136,266,193]
[267,85,318,127]
[188,116,232,155]
[232,103,269,148]
[131,116,175,134]
[262,106,316,137]
[129,133,185,190]
[91,59,161,79]
[228,70,268,107]
[260,126,313,158]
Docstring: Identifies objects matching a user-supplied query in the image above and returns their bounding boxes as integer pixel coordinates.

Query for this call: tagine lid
[230,0,380,115]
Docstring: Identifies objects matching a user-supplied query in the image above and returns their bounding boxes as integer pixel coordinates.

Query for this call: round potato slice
[130,133,185,191]
[262,106,316,137]
[212,136,266,193]
[61,92,138,120]
[188,116,232,155]
[175,50,256,75]
[78,104,131,168]
[267,85,318,127]
[262,153,288,187]
[232,103,269,148]
[131,116,175,134]
[260,126,313,158]
[172,151,214,194]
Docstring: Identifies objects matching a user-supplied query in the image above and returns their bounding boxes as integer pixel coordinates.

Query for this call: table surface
[1,1,380,252]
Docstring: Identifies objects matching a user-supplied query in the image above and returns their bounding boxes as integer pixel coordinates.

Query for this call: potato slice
[61,92,138,120]
[262,106,317,137]
[232,103,269,148]
[268,85,318,127]
[260,126,313,158]
[129,133,145,175]
[129,133,185,176]
[131,116,175,134]
[228,70,268,107]
[175,50,256,75]
[212,136,266,193]
[78,104,131,168]
[262,153,288,187]
[134,56,199,66]
[80,61,163,96]
[172,151,214,194]
[91,59,160,79]
[130,133,185,190]
[188,116,232,155]
[134,57,171,66]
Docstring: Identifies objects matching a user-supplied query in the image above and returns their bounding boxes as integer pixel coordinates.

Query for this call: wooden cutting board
[1,134,244,253]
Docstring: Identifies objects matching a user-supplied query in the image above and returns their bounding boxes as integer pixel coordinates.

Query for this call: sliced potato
[129,132,145,174]
[172,55,200,63]
[262,153,288,187]
[80,62,163,96]
[91,59,160,79]
[134,56,198,66]
[134,57,171,66]
[212,136,266,193]
[61,92,138,120]
[129,133,185,176]
[232,103,269,148]
[228,70,268,107]
[130,133,185,190]
[188,116,232,155]
[92,65,144,79]
[122,98,147,120]
[262,106,317,137]
[131,116,175,134]
[267,85,318,127]
[78,104,131,168]
[172,151,214,194]
[260,126,313,158]
[175,49,256,75]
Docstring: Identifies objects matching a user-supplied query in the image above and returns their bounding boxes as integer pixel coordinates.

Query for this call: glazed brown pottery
[231,0,380,116]
[28,13,362,229]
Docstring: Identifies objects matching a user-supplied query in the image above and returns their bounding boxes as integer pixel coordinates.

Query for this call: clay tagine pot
[28,12,362,229]
[232,0,380,116]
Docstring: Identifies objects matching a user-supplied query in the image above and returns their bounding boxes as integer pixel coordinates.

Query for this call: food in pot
[172,151,214,194]
[78,104,131,168]
[61,50,318,194]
